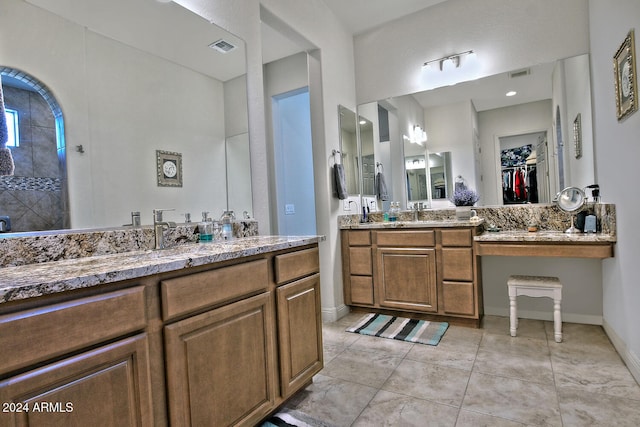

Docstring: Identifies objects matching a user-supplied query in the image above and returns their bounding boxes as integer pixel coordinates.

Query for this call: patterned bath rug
[346,313,448,346]
[260,410,335,427]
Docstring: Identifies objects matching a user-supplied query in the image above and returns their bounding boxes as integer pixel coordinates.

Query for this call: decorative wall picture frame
[613,29,638,121]
[156,150,183,187]
[573,113,582,159]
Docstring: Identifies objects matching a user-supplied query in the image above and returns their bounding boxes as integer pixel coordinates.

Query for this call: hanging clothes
[514,168,527,201]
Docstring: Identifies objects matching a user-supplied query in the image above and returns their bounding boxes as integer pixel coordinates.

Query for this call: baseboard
[484,306,603,325]
[602,319,640,386]
[321,304,350,322]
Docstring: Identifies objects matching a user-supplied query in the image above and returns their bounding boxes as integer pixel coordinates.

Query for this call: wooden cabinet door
[276,274,323,398]
[0,334,153,427]
[376,247,437,313]
[164,292,276,427]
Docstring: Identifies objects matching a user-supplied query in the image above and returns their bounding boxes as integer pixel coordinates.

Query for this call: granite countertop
[0,236,321,305]
[474,230,617,243]
[340,219,484,229]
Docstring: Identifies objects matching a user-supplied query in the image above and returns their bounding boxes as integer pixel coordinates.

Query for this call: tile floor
[282,313,640,426]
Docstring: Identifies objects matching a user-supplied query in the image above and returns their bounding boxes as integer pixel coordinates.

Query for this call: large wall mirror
[0,0,250,234]
[357,54,595,208]
[338,106,359,196]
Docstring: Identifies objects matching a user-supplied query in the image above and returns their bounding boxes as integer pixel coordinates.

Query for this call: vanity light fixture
[423,50,475,71]
[410,125,427,145]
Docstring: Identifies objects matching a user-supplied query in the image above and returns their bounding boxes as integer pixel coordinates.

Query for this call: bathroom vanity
[340,204,617,327]
[341,221,484,327]
[0,236,322,427]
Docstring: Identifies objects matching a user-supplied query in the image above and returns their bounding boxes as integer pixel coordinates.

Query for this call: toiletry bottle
[221,210,234,241]
[389,202,397,222]
[198,211,213,242]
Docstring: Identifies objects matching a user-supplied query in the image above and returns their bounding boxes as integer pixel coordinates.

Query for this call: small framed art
[613,29,638,121]
[156,150,183,187]
[573,113,582,159]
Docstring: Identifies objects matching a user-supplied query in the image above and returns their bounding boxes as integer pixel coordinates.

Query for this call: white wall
[589,0,640,383]
[0,0,227,228]
[425,101,476,199]
[354,0,590,104]
[482,256,603,324]
[478,100,552,205]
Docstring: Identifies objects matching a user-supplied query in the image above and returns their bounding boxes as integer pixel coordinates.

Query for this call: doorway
[497,131,549,204]
[271,87,317,235]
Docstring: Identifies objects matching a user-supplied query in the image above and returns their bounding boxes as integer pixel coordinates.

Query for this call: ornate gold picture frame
[156,150,183,187]
[614,29,638,121]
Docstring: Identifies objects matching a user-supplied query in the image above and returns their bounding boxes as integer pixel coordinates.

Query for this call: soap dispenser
[221,210,235,241]
[198,211,213,242]
[584,184,601,233]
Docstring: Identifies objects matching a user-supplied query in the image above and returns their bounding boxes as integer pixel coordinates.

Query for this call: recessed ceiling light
[506,91,517,97]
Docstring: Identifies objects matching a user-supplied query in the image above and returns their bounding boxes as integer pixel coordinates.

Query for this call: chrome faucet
[153,209,176,249]
[413,202,423,222]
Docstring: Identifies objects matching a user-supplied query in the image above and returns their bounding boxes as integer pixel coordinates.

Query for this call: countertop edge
[0,236,320,305]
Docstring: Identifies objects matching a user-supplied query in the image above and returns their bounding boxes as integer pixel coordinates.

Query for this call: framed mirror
[358,114,375,198]
[0,0,250,233]
[359,54,595,208]
[338,106,359,196]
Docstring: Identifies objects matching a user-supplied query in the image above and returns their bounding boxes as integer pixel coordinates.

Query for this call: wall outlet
[343,200,351,211]
[285,204,295,215]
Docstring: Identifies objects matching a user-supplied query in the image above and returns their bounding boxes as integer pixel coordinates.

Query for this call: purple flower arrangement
[451,188,479,206]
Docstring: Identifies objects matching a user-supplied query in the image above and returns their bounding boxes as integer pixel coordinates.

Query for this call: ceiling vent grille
[509,68,531,79]
[209,39,236,53]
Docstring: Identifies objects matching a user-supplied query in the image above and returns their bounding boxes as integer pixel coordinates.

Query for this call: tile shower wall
[0,85,65,232]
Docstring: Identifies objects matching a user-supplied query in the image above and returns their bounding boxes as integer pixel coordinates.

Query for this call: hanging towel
[0,76,16,176]
[376,171,389,201]
[334,163,348,200]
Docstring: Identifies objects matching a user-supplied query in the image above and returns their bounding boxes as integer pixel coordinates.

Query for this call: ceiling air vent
[209,39,236,53]
[509,68,531,79]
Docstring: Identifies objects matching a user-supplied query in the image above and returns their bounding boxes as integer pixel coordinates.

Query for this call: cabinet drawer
[349,247,372,276]
[348,230,371,246]
[349,276,374,305]
[275,247,319,284]
[443,281,475,316]
[0,286,146,375]
[0,334,153,426]
[375,230,435,247]
[441,248,474,281]
[161,259,268,321]
[441,229,472,247]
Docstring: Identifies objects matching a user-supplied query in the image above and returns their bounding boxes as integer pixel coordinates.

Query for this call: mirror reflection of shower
[0,68,68,232]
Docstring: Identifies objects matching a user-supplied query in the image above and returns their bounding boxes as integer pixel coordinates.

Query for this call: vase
[455,206,472,221]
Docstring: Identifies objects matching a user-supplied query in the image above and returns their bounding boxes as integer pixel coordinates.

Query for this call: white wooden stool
[507,275,563,343]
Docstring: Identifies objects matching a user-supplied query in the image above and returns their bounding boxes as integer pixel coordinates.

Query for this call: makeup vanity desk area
[473,230,616,259]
